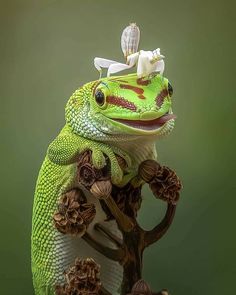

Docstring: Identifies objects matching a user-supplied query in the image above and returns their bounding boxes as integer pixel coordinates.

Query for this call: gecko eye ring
[168,82,173,97]
[95,89,105,106]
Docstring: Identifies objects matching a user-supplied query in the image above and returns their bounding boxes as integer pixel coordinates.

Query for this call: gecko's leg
[94,222,123,247]
[47,126,131,185]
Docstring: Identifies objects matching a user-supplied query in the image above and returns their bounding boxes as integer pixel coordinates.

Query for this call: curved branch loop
[144,203,176,247]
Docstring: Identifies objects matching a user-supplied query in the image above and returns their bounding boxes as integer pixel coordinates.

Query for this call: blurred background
[0,0,235,294]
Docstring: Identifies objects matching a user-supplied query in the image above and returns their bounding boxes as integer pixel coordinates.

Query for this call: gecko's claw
[110,146,132,185]
[110,165,123,185]
[111,145,132,168]
[91,149,106,169]
[89,143,124,185]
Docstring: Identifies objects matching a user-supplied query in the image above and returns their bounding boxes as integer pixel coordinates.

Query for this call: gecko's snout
[139,110,159,120]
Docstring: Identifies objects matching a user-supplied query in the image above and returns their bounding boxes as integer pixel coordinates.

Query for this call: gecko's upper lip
[112,113,176,130]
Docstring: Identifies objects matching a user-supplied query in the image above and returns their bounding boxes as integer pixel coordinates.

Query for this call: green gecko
[31,73,175,295]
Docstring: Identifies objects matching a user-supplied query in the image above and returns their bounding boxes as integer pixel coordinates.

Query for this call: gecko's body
[31,73,175,295]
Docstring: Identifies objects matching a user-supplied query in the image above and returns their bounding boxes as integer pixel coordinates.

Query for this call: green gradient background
[1,0,235,294]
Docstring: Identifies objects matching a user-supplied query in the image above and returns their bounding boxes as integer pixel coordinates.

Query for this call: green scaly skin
[31,73,175,294]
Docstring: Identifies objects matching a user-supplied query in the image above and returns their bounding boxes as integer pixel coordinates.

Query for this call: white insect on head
[121,23,140,59]
[94,23,165,78]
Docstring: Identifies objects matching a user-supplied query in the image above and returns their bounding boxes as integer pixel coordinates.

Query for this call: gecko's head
[66,73,175,141]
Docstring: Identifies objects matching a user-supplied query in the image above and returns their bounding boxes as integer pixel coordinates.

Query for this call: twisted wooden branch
[144,203,176,247]
[82,232,124,262]
[94,222,123,247]
[54,152,182,295]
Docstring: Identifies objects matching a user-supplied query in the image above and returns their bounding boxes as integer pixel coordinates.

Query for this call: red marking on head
[156,88,168,107]
[137,77,151,86]
[107,96,137,111]
[120,84,145,99]
[138,94,146,99]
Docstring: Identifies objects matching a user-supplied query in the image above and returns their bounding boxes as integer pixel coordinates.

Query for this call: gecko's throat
[112,113,176,131]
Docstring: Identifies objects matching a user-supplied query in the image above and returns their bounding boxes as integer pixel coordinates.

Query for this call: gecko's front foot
[89,142,131,185]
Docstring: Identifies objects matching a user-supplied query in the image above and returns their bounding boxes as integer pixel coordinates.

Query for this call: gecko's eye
[168,82,173,97]
[95,89,105,106]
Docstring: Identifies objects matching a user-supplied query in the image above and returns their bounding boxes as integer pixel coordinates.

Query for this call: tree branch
[104,196,134,232]
[144,203,176,247]
[82,232,124,262]
[94,222,123,247]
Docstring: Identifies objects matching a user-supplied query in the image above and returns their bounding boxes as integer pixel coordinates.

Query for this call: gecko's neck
[106,136,158,168]
[70,117,159,167]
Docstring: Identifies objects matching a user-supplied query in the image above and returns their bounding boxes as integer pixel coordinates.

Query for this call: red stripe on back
[107,96,137,111]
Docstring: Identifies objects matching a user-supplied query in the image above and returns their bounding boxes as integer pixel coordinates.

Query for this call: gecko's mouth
[112,113,176,131]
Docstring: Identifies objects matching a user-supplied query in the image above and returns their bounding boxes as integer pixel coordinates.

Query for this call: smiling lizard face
[66,73,175,141]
